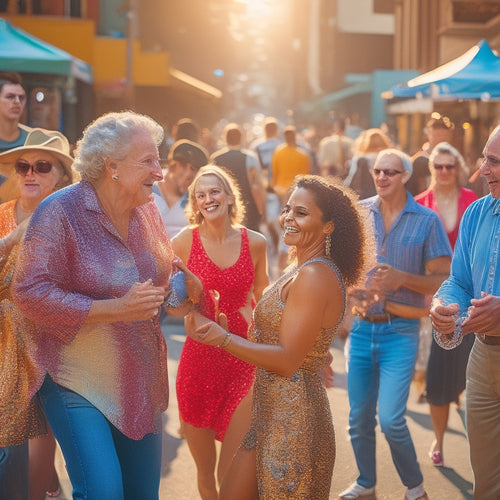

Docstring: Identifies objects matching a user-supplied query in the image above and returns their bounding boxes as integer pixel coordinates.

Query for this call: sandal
[429,450,444,467]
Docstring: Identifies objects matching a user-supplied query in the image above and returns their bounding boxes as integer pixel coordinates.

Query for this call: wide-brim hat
[0,128,75,183]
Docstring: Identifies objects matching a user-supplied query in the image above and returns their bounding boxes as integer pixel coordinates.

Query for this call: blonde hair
[186,165,245,225]
[355,128,393,155]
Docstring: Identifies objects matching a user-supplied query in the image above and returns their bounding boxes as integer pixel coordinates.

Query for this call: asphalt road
[54,316,474,499]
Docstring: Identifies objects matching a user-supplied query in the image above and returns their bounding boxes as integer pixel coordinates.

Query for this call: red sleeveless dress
[176,227,256,440]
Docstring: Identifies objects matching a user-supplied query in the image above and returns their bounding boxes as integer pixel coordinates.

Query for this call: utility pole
[126,0,136,109]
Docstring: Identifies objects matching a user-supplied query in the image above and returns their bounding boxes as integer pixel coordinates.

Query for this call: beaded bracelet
[432,313,466,350]
[218,332,232,349]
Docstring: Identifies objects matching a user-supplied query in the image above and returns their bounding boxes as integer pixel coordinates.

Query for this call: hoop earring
[112,174,119,181]
[325,235,331,256]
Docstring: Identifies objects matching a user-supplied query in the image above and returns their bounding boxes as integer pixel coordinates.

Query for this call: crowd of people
[1,69,499,500]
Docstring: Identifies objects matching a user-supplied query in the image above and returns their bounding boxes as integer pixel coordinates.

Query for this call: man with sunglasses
[430,125,500,499]
[340,149,452,500]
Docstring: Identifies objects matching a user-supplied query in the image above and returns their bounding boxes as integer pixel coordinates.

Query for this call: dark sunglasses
[433,163,455,171]
[15,159,54,175]
[373,168,403,177]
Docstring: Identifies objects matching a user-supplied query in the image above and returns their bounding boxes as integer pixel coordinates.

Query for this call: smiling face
[113,129,163,207]
[193,174,234,222]
[480,129,500,198]
[280,186,332,251]
[431,152,458,189]
[372,153,406,200]
[16,150,66,205]
[168,160,198,197]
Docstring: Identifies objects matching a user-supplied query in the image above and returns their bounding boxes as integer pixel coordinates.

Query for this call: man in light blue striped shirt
[431,125,500,499]
[340,149,451,500]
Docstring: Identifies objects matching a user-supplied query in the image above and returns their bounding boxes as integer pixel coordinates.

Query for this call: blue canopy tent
[383,39,500,101]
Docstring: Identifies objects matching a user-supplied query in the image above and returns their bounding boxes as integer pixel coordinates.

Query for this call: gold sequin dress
[0,199,45,447]
[242,257,344,499]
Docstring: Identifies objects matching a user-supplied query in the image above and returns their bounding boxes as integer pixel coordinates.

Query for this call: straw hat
[0,128,75,183]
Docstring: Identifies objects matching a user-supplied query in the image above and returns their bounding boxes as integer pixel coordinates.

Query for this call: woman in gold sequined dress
[186,175,367,499]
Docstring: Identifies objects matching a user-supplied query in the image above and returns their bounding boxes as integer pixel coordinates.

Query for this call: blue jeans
[0,442,28,500]
[346,317,423,489]
[39,375,162,500]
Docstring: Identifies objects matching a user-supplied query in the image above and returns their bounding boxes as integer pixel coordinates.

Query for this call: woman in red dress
[173,165,269,499]
[415,141,477,467]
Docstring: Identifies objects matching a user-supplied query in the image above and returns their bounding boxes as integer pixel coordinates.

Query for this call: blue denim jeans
[346,317,423,489]
[39,375,162,500]
[0,442,28,500]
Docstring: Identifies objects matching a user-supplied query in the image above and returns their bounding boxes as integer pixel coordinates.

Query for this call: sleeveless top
[242,257,345,499]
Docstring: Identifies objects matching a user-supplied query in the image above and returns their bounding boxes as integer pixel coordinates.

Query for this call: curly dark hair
[292,175,367,287]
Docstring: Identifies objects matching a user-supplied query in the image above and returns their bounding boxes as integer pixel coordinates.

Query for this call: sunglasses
[373,168,404,177]
[433,163,455,171]
[15,159,54,175]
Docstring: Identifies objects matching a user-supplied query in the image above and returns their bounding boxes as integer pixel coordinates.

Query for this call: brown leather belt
[358,313,394,323]
[476,333,500,346]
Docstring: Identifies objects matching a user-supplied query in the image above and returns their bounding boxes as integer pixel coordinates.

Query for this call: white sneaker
[404,483,428,500]
[339,482,375,499]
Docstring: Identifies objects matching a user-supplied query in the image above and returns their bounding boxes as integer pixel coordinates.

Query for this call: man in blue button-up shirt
[431,125,500,499]
[340,149,451,500]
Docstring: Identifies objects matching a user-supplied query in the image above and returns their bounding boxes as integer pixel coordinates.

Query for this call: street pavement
[54,316,474,499]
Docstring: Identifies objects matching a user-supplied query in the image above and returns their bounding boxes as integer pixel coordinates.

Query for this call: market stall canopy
[382,39,500,101]
[0,18,93,84]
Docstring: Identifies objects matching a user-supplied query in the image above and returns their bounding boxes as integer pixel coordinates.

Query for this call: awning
[296,75,373,119]
[0,18,93,83]
[169,68,222,100]
[316,80,373,108]
[383,39,500,101]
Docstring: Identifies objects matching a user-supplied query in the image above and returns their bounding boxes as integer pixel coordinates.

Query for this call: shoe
[339,482,375,499]
[429,450,444,467]
[405,493,428,500]
[46,485,61,498]
[404,483,428,500]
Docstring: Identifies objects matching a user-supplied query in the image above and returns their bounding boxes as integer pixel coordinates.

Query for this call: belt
[476,333,500,346]
[358,313,394,324]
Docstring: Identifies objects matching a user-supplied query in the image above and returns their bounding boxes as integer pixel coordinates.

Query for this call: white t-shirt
[152,188,189,240]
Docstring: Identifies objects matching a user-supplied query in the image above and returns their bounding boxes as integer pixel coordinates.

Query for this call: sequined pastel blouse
[13,180,174,440]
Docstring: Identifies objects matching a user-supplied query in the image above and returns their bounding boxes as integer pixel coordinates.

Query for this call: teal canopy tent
[0,18,92,83]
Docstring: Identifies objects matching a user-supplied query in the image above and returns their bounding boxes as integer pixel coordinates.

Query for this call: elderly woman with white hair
[415,142,477,468]
[12,111,201,500]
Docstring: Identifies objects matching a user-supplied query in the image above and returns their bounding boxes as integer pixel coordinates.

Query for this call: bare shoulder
[295,260,342,293]
[246,228,268,251]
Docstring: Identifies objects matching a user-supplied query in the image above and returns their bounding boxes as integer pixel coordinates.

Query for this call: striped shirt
[361,192,452,311]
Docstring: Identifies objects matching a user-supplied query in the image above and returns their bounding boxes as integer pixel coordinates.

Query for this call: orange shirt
[272,144,311,191]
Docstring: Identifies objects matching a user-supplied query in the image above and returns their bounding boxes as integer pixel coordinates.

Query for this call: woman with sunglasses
[0,128,74,500]
[11,112,202,500]
[415,142,477,468]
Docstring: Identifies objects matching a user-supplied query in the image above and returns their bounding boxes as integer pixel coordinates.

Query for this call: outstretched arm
[186,262,343,377]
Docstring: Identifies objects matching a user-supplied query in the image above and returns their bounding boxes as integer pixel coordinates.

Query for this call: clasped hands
[430,292,500,337]
[117,258,203,322]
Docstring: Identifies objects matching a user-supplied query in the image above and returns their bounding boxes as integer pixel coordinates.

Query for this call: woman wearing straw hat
[0,128,74,500]
[12,111,201,500]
